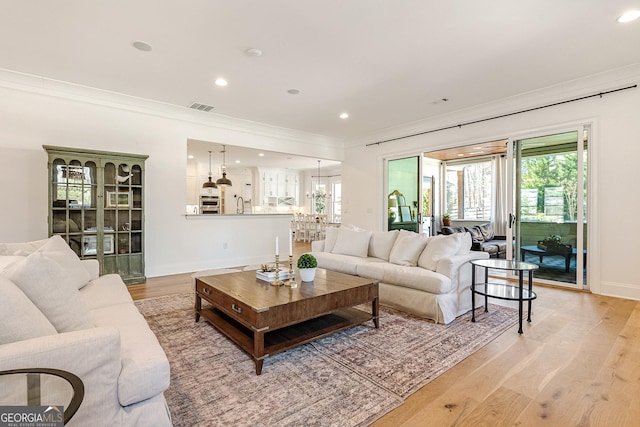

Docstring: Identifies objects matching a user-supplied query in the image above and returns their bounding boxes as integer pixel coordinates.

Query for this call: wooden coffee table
[195,268,379,375]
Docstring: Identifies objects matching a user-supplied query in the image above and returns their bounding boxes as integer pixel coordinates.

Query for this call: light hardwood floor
[129,243,640,426]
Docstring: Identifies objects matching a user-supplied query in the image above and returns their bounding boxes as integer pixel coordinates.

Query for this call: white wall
[0,72,343,276]
[2,65,640,301]
[341,64,640,301]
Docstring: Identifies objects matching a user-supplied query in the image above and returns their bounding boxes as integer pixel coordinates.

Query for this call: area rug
[135,293,518,426]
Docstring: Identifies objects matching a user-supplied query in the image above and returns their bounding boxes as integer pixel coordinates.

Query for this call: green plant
[297,253,317,269]
[443,213,451,219]
[543,234,562,244]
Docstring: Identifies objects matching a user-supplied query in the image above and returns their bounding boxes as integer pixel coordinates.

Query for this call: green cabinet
[44,145,148,284]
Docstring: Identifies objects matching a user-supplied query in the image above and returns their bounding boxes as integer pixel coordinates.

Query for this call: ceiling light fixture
[214,78,228,87]
[339,113,349,119]
[245,48,263,57]
[202,151,218,189]
[132,41,152,52]
[618,10,640,22]
[287,89,301,95]
[216,145,232,186]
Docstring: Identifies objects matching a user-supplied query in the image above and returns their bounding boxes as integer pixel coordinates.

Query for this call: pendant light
[202,151,217,188]
[216,145,232,187]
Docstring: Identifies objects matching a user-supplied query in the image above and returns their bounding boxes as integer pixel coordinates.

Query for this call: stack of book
[256,267,292,282]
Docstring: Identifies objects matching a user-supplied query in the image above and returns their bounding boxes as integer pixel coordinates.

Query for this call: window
[445,159,492,220]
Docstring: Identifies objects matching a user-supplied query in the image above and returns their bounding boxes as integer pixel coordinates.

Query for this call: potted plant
[442,213,451,227]
[297,253,318,282]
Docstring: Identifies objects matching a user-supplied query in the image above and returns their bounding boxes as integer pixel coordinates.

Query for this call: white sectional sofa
[310,226,490,324]
[0,236,171,426]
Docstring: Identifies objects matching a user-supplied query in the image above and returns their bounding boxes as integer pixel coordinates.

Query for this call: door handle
[508,213,516,228]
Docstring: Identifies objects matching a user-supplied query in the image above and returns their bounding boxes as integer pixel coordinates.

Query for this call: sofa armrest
[311,240,325,252]
[81,259,100,280]
[0,327,123,425]
[435,251,490,281]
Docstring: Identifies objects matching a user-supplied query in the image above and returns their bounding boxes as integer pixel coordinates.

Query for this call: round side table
[470,258,538,334]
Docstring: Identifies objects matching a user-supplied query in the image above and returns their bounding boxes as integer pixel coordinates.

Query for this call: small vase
[299,268,316,282]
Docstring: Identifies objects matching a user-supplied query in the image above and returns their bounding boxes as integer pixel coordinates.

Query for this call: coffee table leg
[195,293,201,322]
[372,296,379,329]
[253,331,265,375]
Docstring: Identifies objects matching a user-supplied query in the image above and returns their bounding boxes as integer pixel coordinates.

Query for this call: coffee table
[195,268,379,375]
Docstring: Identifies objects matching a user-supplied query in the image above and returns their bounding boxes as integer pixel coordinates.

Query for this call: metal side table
[470,258,538,334]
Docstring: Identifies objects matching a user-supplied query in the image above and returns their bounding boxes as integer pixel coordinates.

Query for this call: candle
[289,229,293,256]
[275,236,279,256]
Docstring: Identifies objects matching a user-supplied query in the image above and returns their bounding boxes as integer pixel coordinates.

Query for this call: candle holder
[285,255,297,288]
[270,254,285,286]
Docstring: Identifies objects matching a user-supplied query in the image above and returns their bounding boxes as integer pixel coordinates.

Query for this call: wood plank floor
[129,242,640,426]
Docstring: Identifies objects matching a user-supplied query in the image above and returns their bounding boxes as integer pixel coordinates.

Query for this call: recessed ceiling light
[245,48,263,57]
[258,153,265,157]
[339,113,349,119]
[287,89,300,95]
[618,10,640,23]
[132,41,152,52]
[235,160,240,164]
[187,154,194,159]
[214,78,228,87]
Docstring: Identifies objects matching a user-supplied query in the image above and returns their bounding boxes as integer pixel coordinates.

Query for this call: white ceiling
[1,1,639,140]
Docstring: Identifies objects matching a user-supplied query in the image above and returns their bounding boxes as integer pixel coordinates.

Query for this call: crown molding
[0,68,344,150]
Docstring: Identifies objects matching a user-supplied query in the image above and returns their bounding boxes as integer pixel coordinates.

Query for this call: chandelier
[306,160,330,202]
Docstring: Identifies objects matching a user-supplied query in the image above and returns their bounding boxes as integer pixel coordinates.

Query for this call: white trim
[0,68,343,151]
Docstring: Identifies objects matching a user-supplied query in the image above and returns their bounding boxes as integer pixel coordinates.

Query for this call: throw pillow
[368,230,399,260]
[0,238,49,256]
[477,223,495,241]
[466,226,484,242]
[331,227,373,258]
[2,252,95,333]
[323,226,339,252]
[388,230,429,267]
[418,234,461,271]
[0,276,57,344]
[456,232,473,254]
[35,235,91,290]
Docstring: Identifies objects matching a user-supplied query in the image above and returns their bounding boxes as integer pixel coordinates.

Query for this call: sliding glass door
[507,127,588,289]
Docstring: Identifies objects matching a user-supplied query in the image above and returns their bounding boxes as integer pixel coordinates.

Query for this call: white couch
[0,236,171,426]
[310,227,490,324]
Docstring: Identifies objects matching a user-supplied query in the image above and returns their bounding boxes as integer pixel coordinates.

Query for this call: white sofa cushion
[80,274,134,310]
[323,226,339,252]
[312,251,382,276]
[418,234,461,271]
[0,276,57,344]
[2,252,95,332]
[0,255,25,270]
[368,230,399,261]
[90,303,171,406]
[388,230,429,267]
[456,232,473,254]
[35,235,91,290]
[331,227,372,258]
[0,238,49,256]
[357,262,452,294]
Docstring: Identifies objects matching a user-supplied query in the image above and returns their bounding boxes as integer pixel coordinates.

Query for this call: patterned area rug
[135,293,518,427]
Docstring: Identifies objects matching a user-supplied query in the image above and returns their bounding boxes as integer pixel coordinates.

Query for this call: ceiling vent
[188,102,215,112]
